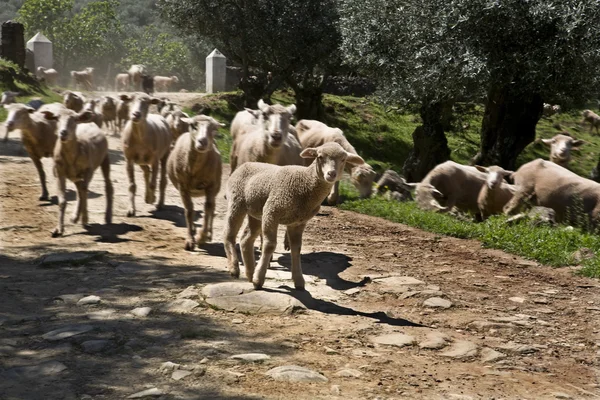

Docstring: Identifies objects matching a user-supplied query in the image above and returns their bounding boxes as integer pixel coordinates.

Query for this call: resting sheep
[229,100,296,173]
[167,115,224,250]
[539,133,584,167]
[296,119,376,204]
[374,170,413,201]
[504,159,600,227]
[474,166,515,220]
[70,67,95,91]
[37,67,58,86]
[63,91,86,113]
[582,109,600,134]
[223,142,365,290]
[114,73,130,91]
[121,93,172,217]
[39,108,113,237]
[154,75,179,92]
[3,103,62,200]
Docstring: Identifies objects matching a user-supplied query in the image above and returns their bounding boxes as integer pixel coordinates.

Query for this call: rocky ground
[1,96,600,399]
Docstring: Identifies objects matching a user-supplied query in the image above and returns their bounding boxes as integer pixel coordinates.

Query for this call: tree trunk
[472,84,543,169]
[402,102,451,182]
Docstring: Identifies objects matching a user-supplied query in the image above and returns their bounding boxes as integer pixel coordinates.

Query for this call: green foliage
[17,0,73,40]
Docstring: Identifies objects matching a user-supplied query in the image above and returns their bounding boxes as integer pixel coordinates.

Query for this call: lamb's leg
[31,157,49,201]
[253,218,278,290]
[223,205,247,278]
[326,181,339,205]
[52,175,67,237]
[157,155,168,210]
[503,190,528,216]
[286,224,307,290]
[180,191,196,251]
[141,165,154,204]
[74,179,90,227]
[197,189,216,244]
[101,155,113,225]
[126,159,136,217]
[71,181,83,224]
[240,216,261,282]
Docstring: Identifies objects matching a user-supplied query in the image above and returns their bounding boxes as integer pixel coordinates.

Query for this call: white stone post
[206,48,226,94]
[26,32,53,73]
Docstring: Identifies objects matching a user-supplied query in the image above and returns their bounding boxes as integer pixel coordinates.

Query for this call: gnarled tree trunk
[402,101,451,182]
[472,84,543,169]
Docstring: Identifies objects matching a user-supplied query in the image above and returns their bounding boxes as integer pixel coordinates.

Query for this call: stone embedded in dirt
[55,294,85,305]
[42,324,94,341]
[81,339,110,353]
[130,307,152,318]
[87,309,116,320]
[419,331,451,350]
[126,388,164,398]
[201,282,307,315]
[496,342,539,354]
[447,395,475,400]
[440,341,478,359]
[325,346,339,355]
[171,369,193,381]
[351,349,382,358]
[371,333,416,348]
[2,360,67,380]
[331,384,341,395]
[373,276,426,291]
[552,392,573,399]
[423,297,452,309]
[159,361,180,373]
[509,297,525,304]
[334,368,363,378]
[265,365,328,383]
[480,347,506,363]
[77,295,101,306]
[162,299,199,314]
[40,251,106,267]
[230,353,271,362]
[572,247,595,264]
[344,287,361,296]
[232,318,243,324]
[177,286,199,299]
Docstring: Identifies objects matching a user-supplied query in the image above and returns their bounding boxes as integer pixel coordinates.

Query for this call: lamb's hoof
[230,269,240,279]
[126,209,135,217]
[252,280,264,290]
[39,194,49,201]
[70,215,79,224]
[184,240,195,251]
[155,203,164,211]
[51,229,62,238]
[145,193,156,204]
[196,233,210,245]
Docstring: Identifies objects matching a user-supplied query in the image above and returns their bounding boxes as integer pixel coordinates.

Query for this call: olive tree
[339,0,486,180]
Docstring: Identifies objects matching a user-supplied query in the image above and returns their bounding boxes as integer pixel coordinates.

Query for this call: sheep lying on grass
[474,166,515,220]
[223,142,364,290]
[39,108,113,237]
[374,170,413,202]
[539,133,585,167]
[167,115,224,250]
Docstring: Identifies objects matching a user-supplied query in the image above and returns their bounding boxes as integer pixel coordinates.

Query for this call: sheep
[39,108,113,237]
[165,110,191,142]
[223,142,365,290]
[63,91,86,113]
[70,67,95,91]
[99,96,117,135]
[474,165,515,220]
[160,101,182,118]
[503,158,600,226]
[114,73,130,91]
[116,94,134,133]
[153,75,179,92]
[1,91,20,105]
[296,119,376,204]
[542,103,561,118]
[229,100,296,173]
[121,92,172,217]
[37,67,58,86]
[128,64,146,91]
[230,109,262,140]
[2,103,61,200]
[374,170,414,201]
[582,109,600,134]
[82,99,103,128]
[167,115,224,250]
[539,133,585,167]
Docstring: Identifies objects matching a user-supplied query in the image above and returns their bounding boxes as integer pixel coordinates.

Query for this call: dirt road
[0,103,599,399]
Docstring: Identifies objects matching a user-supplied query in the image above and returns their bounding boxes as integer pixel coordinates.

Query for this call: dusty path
[1,101,600,399]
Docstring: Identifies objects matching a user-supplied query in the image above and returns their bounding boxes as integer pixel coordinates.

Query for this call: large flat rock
[265,365,328,383]
[201,282,307,315]
[40,251,106,267]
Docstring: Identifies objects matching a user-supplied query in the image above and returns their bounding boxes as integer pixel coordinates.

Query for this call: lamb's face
[257,100,296,148]
[302,142,365,183]
[4,104,35,132]
[187,116,224,153]
[130,94,157,123]
[475,165,513,189]
[542,134,584,165]
[56,110,91,142]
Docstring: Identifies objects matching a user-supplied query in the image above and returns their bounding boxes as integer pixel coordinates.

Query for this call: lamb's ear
[572,139,586,147]
[541,138,554,145]
[300,148,318,159]
[431,189,444,199]
[245,108,261,118]
[181,117,195,125]
[40,110,58,120]
[150,97,162,105]
[257,99,269,113]
[474,165,488,173]
[26,106,35,114]
[345,153,364,166]
[119,94,132,101]
[76,110,93,123]
[287,104,297,115]
[502,169,515,176]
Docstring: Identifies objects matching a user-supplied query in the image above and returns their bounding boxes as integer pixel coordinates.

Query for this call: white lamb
[474,165,515,220]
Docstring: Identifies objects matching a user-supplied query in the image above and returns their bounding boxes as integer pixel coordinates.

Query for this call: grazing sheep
[116,94,134,133]
[229,100,296,173]
[37,67,58,86]
[70,67,95,91]
[121,93,172,217]
[114,73,130,91]
[3,103,62,200]
[474,166,515,220]
[296,119,376,204]
[82,99,103,128]
[128,64,146,91]
[539,133,585,167]
[167,115,224,250]
[224,142,364,290]
[99,96,117,135]
[40,108,113,237]
[1,91,20,105]
[582,109,600,134]
[504,159,600,226]
[165,110,191,142]
[154,75,179,92]
[63,91,86,113]
[374,170,413,201]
